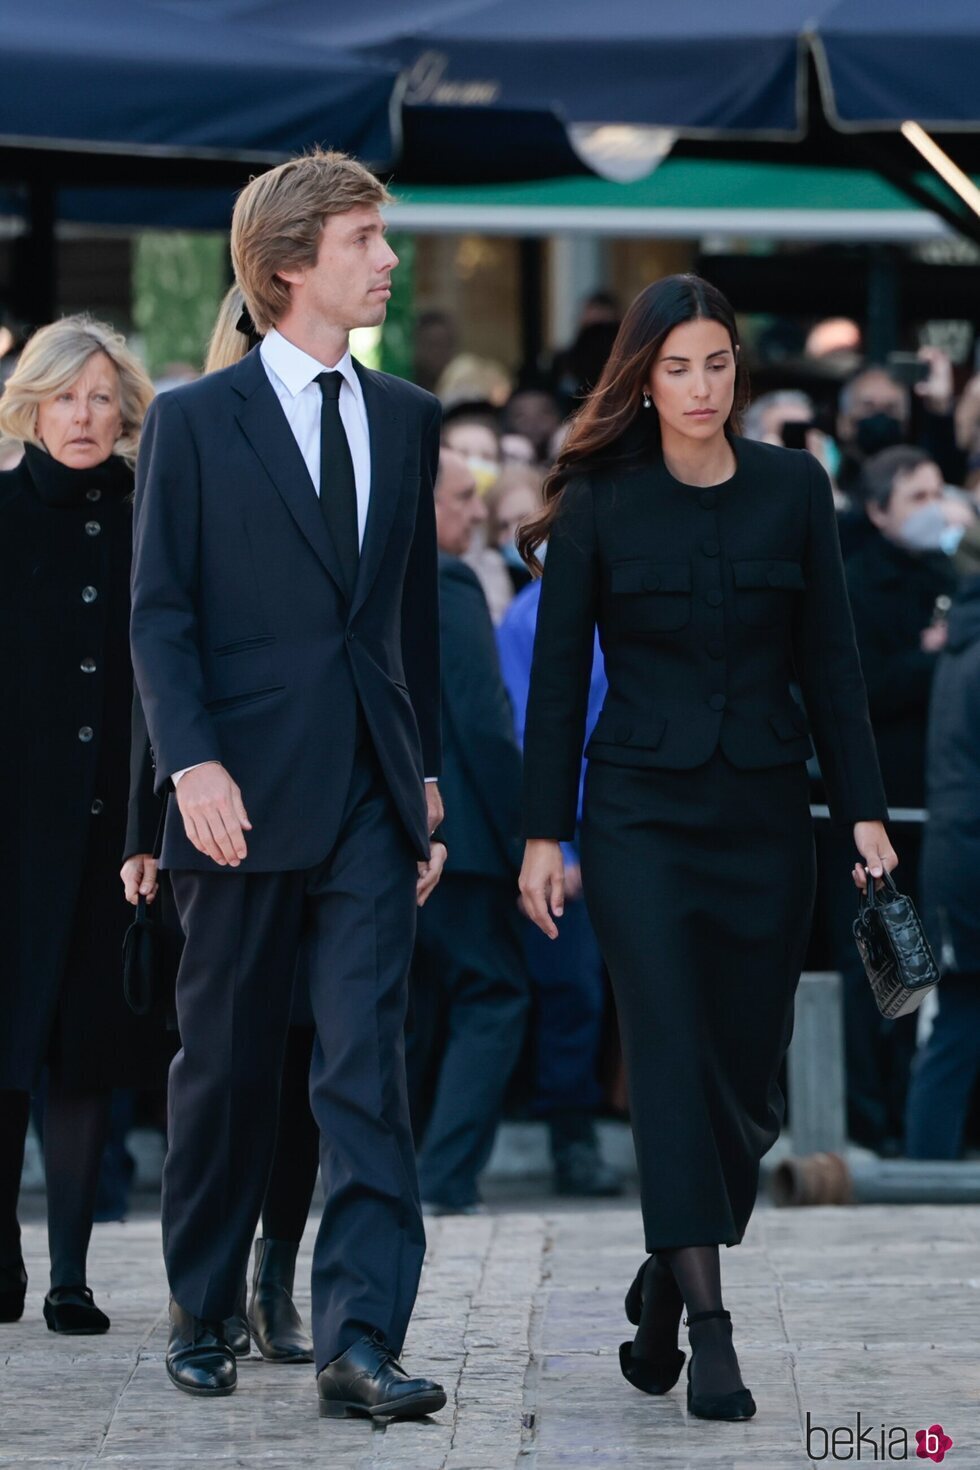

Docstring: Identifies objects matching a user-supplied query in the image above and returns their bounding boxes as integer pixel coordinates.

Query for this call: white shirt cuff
[171,762,210,785]
[424,776,438,783]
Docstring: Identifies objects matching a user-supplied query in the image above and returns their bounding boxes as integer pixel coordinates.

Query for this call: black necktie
[315,371,359,600]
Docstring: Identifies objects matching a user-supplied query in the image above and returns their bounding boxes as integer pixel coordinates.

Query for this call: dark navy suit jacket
[131,346,441,870]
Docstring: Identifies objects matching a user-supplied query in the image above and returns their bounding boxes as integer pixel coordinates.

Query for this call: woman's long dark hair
[517,274,748,572]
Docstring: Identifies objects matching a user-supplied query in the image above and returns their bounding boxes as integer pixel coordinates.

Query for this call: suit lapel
[231,348,347,598]
[351,361,407,618]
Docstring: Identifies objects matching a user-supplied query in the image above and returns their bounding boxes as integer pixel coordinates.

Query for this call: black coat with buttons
[0,445,165,1091]
[523,432,887,840]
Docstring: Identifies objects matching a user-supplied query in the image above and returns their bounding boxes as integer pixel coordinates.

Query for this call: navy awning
[0,0,396,169]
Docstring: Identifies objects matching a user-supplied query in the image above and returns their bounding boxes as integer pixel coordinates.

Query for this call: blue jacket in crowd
[496,578,607,866]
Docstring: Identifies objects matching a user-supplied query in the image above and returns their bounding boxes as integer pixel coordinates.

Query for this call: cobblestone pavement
[2,1202,978,1468]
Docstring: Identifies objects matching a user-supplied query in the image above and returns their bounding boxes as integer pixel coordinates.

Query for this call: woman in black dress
[0,315,161,1334]
[518,277,895,1421]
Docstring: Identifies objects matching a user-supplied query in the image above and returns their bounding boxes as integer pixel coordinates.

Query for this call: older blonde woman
[0,315,164,1335]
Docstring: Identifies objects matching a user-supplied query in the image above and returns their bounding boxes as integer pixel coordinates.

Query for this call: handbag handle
[861,867,897,913]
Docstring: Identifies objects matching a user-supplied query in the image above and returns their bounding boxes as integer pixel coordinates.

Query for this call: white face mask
[897,503,963,556]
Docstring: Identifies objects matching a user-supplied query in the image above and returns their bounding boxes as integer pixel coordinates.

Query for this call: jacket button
[642,573,661,591]
[705,590,723,607]
[81,586,98,603]
[614,723,632,742]
[91,798,104,815]
[708,693,727,711]
[346,629,355,643]
[707,639,725,659]
[80,657,97,673]
[85,520,101,537]
[86,488,102,502]
[702,540,719,557]
[699,491,717,510]
[78,725,94,742]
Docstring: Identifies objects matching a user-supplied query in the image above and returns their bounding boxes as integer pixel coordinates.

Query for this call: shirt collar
[261,327,359,400]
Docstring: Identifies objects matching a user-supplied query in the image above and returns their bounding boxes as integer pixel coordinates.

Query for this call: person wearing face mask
[834,356,965,512]
[830,446,959,1156]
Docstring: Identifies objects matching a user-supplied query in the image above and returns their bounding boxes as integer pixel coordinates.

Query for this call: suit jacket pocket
[732,559,805,627]
[205,637,277,702]
[610,559,691,633]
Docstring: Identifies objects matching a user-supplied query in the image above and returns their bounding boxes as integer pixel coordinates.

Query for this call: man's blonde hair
[0,314,153,467]
[231,150,391,334]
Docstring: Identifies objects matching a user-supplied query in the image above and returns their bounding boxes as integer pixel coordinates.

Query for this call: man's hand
[417,841,447,907]
[120,854,159,905]
[519,839,566,939]
[852,821,899,892]
[175,761,251,867]
[425,781,444,836]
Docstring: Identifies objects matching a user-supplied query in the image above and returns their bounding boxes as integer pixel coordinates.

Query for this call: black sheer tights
[43,1077,112,1290]
[660,1244,746,1396]
[0,1091,31,1273]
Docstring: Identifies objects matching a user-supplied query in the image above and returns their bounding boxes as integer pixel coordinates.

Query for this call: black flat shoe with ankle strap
[43,1285,110,1335]
[685,1309,756,1421]
[619,1256,685,1395]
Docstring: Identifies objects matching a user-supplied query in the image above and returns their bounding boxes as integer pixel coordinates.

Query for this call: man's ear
[865,497,887,529]
[275,266,305,288]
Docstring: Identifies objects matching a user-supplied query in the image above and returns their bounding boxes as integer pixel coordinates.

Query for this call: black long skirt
[580,751,816,1250]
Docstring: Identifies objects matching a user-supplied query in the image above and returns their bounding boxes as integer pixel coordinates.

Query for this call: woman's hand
[519,839,566,939]
[851,821,898,892]
[120,854,159,905]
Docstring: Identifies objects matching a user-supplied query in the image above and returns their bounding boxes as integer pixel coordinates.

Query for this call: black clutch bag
[122,892,182,1019]
[852,869,940,1019]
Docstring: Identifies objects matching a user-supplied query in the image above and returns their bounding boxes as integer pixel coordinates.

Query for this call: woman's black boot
[0,1258,27,1323]
[248,1238,313,1364]
[619,1255,685,1395]
[685,1309,756,1421]
[221,1278,251,1358]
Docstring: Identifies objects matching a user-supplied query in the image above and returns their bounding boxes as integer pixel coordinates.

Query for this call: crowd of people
[0,151,978,1422]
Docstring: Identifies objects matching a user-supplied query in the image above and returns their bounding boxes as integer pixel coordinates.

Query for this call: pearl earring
[642,391,652,409]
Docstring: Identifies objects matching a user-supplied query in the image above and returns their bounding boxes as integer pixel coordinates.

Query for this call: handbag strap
[150,791,169,861]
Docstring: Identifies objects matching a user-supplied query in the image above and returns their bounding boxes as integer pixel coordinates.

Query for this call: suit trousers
[162,743,424,1371]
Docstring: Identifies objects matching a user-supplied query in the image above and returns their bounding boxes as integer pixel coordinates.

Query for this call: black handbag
[852,869,940,1019]
[121,796,182,1020]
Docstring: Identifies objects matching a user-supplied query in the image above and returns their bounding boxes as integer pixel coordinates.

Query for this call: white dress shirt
[170,329,435,787]
[259,327,371,548]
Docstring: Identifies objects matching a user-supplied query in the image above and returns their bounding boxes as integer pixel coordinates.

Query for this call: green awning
[389,160,972,241]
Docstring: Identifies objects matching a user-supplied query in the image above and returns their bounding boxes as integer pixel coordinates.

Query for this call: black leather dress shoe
[166,1300,237,1397]
[221,1278,251,1358]
[43,1285,110,1335]
[248,1238,313,1364]
[316,1332,447,1420]
[0,1259,27,1323]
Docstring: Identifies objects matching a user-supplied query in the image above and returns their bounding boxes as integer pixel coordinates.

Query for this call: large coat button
[707,639,725,659]
[708,693,727,711]
[80,657,97,673]
[78,726,94,742]
[702,540,720,557]
[614,723,633,742]
[642,573,661,591]
[86,488,102,502]
[91,798,104,815]
[81,586,98,603]
[705,590,723,608]
[85,521,102,537]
